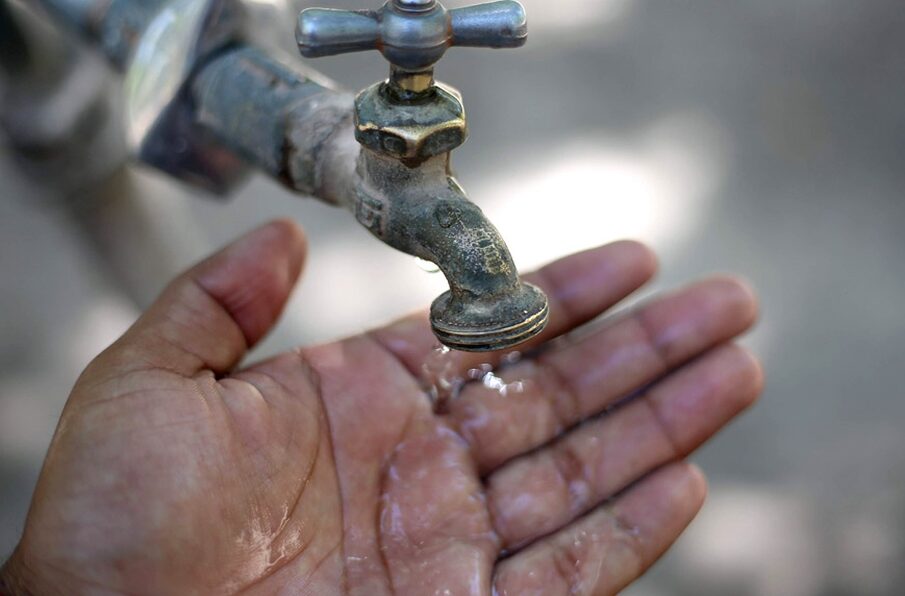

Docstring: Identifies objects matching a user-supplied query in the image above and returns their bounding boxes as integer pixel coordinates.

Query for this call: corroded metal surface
[191,47,353,199]
[353,146,548,352]
[32,0,547,351]
[298,0,547,351]
[354,82,466,165]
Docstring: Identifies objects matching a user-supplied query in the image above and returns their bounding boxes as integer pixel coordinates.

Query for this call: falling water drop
[415,257,441,273]
[421,345,531,412]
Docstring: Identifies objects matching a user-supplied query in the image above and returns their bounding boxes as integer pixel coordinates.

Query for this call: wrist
[1,550,35,596]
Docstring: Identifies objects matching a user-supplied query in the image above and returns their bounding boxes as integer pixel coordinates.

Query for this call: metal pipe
[190,46,354,202]
[0,0,32,76]
[35,0,168,70]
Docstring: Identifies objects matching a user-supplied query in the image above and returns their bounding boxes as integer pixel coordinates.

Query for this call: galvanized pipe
[0,0,32,76]
[190,46,355,203]
[36,0,169,70]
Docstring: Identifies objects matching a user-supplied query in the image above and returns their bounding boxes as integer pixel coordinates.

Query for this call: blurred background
[2,0,904,594]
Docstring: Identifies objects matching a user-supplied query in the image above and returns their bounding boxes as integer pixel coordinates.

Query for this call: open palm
[3,221,761,596]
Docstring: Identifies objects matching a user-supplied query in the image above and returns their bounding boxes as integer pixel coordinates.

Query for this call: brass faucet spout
[355,151,548,352]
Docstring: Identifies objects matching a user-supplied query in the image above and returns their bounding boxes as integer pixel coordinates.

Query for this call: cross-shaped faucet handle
[296,0,527,72]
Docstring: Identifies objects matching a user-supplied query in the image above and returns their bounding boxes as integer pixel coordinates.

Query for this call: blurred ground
[2,0,905,594]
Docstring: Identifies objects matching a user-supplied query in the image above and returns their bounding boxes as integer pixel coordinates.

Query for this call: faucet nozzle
[431,283,549,352]
[295,1,547,352]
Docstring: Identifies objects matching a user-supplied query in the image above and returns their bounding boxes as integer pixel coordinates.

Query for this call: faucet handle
[294,9,381,59]
[449,1,528,49]
[296,0,527,72]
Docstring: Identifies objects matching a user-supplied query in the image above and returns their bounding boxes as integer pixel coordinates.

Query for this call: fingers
[95,220,307,377]
[448,276,758,473]
[485,344,762,550]
[492,462,707,596]
[371,240,658,376]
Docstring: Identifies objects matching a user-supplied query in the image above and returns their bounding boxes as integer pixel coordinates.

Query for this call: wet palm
[3,222,762,595]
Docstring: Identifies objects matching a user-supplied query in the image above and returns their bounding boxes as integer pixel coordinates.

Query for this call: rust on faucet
[30,0,548,351]
[294,0,549,351]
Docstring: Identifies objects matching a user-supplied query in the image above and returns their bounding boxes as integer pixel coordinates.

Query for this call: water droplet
[421,345,530,411]
[422,346,466,411]
[415,257,442,273]
[503,351,523,365]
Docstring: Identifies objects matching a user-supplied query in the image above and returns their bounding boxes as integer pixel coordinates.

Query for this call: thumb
[96,219,307,377]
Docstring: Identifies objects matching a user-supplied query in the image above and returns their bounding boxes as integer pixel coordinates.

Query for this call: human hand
[1,221,761,595]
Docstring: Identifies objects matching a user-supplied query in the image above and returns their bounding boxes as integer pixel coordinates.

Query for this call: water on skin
[568,518,641,594]
[492,520,642,596]
[364,346,533,593]
[415,347,648,594]
[421,346,529,412]
[569,529,601,595]
[378,424,498,594]
[421,346,466,410]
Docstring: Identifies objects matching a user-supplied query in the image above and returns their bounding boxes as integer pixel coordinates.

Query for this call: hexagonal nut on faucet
[354,83,467,164]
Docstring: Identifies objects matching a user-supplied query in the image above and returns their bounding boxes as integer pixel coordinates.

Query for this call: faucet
[10,0,549,352]
[295,0,548,351]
